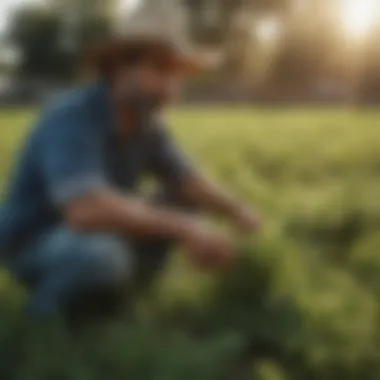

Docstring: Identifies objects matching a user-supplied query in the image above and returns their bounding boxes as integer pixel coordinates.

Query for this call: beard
[119,84,166,118]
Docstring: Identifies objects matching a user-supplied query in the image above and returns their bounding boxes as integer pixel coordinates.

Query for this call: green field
[1,108,380,380]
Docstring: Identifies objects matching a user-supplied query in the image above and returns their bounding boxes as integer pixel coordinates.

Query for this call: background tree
[8,2,111,82]
[8,6,72,81]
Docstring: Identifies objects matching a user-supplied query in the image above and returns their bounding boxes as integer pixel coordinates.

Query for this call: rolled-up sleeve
[38,104,108,206]
[149,124,195,186]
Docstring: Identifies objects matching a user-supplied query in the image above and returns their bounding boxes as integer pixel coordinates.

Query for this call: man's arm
[64,188,235,269]
[177,172,260,232]
[39,103,197,240]
[177,172,243,218]
[149,125,260,232]
[37,103,236,270]
[65,189,195,240]
[33,100,236,270]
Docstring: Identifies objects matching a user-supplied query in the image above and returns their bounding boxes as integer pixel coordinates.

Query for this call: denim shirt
[0,83,193,253]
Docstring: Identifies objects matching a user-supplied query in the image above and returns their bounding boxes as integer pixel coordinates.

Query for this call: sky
[0,0,31,34]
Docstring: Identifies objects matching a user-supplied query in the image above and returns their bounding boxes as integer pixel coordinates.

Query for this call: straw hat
[85,3,217,77]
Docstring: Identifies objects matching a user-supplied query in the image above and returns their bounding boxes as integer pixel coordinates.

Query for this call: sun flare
[340,0,377,37]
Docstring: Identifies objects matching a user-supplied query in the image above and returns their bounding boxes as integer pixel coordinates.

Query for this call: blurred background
[1,1,380,380]
[1,0,380,104]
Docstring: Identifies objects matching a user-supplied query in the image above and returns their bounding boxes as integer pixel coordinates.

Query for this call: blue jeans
[10,227,171,320]
[8,189,194,320]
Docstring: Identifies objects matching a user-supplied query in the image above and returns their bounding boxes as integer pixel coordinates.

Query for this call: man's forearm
[65,190,194,239]
[178,174,242,219]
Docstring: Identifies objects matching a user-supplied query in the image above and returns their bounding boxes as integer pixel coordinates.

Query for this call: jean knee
[77,235,133,288]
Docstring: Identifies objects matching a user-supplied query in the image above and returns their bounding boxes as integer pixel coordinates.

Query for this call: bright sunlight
[340,0,378,38]
[255,17,282,43]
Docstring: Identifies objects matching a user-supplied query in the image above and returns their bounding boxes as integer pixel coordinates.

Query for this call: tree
[8,6,74,81]
[358,23,380,103]
[181,0,294,45]
[8,3,111,82]
[268,0,344,90]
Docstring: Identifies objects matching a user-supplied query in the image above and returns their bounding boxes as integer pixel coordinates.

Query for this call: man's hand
[179,220,236,270]
[178,174,261,235]
[232,205,261,234]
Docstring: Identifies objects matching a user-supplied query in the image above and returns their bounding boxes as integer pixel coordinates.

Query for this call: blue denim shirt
[0,83,193,253]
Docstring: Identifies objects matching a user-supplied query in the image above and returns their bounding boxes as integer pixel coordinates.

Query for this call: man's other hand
[232,205,261,234]
[179,220,236,270]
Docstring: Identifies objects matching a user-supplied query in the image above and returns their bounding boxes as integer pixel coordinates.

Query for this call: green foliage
[1,108,380,379]
[8,6,73,80]
[8,6,110,81]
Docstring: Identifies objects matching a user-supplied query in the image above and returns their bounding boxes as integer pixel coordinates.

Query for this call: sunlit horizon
[252,0,380,45]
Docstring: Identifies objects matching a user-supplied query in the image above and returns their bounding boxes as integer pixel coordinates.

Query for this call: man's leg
[11,226,133,322]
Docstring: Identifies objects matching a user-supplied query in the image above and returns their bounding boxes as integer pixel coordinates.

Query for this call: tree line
[5,0,380,101]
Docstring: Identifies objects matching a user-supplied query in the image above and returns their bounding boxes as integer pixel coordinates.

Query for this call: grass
[2,106,380,229]
[2,106,379,297]
[0,107,380,380]
[2,106,380,244]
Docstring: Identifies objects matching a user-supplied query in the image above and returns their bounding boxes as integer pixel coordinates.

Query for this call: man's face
[114,61,184,114]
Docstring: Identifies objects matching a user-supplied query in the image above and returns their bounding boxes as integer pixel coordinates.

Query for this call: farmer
[0,13,259,323]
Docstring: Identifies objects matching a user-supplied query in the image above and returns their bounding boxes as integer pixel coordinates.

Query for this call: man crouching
[0,13,260,325]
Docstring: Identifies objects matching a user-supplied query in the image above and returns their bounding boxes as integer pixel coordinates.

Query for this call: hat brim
[84,36,216,77]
